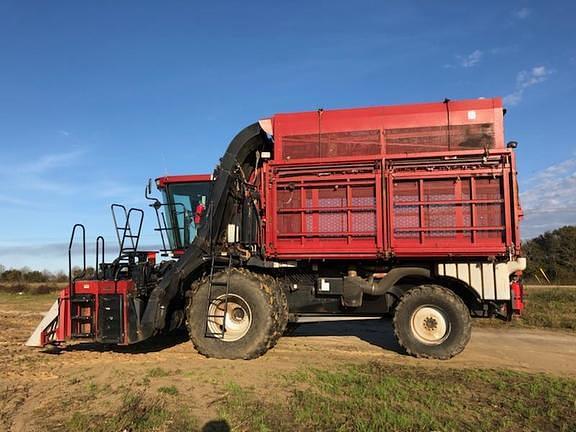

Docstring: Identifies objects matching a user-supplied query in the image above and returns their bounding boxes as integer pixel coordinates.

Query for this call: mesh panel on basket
[385,124,494,154]
[282,130,381,160]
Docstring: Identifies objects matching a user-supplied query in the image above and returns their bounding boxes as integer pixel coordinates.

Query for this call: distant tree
[54,271,67,282]
[71,266,95,279]
[522,225,576,284]
[0,264,5,275]
[23,270,47,283]
[0,269,23,282]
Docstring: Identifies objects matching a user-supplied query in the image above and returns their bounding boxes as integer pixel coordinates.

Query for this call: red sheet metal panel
[263,151,517,259]
[271,98,504,162]
[388,162,511,256]
[265,162,383,258]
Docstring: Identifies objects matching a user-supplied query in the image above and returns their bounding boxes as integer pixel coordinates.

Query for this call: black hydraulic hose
[139,123,271,339]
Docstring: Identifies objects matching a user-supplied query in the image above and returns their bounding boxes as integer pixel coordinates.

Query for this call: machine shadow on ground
[286,318,403,354]
[55,319,403,356]
[59,328,190,354]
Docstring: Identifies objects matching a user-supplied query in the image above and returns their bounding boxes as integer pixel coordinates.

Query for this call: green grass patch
[158,385,179,396]
[64,390,197,432]
[220,361,576,432]
[0,292,58,314]
[147,367,171,378]
[521,287,576,330]
[476,287,576,331]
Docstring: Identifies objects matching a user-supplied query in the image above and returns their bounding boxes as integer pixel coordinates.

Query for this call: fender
[365,267,431,296]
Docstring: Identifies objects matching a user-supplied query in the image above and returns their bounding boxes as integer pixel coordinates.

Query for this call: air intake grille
[385,123,495,153]
[282,130,381,160]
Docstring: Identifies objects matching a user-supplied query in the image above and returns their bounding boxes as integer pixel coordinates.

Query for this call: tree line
[0,265,95,283]
[522,225,576,284]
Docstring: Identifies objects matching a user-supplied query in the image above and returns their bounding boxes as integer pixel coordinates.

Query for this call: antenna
[443,98,451,151]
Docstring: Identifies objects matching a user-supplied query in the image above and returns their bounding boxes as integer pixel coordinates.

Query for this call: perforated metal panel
[265,152,515,259]
[282,130,381,160]
[385,124,495,154]
[271,165,380,256]
[392,175,505,248]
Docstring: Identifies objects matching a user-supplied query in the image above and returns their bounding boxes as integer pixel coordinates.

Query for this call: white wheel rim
[207,294,252,342]
[410,305,450,345]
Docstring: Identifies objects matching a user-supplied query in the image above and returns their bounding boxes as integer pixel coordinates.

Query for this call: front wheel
[393,284,471,360]
[187,269,287,360]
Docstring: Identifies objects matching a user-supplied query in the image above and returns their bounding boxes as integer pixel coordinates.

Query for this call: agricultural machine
[28,97,526,360]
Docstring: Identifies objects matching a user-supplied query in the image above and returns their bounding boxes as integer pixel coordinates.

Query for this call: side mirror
[145,178,159,205]
[506,141,518,149]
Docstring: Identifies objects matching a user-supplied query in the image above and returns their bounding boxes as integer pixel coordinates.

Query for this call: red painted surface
[52,279,136,345]
[270,97,504,162]
[261,97,520,260]
[155,174,211,189]
[511,280,525,314]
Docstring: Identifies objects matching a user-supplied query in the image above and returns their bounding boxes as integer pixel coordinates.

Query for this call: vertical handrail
[95,236,105,280]
[68,224,86,298]
[122,208,144,252]
[111,204,144,255]
[111,204,129,249]
[154,206,168,252]
[152,202,188,252]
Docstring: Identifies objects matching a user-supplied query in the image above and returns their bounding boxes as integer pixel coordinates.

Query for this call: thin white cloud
[0,149,86,201]
[504,66,552,106]
[514,8,531,20]
[520,157,576,238]
[457,50,483,68]
[0,193,34,207]
[0,149,143,207]
[19,149,85,174]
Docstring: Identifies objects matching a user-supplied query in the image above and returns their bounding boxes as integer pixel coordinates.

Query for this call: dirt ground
[1,295,575,431]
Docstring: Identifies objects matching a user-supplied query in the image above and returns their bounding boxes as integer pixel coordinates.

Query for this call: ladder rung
[72,333,94,338]
[71,296,94,303]
[205,252,233,338]
[71,316,93,322]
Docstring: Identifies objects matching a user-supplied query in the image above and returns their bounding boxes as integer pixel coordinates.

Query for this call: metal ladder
[67,224,95,338]
[204,253,233,338]
[111,204,144,255]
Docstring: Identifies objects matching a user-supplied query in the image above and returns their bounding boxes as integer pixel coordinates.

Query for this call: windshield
[162,181,211,250]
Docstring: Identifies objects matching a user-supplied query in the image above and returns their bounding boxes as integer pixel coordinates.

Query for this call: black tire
[393,284,471,360]
[187,269,286,359]
[251,271,288,349]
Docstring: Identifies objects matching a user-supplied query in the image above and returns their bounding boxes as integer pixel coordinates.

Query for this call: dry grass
[0,282,65,295]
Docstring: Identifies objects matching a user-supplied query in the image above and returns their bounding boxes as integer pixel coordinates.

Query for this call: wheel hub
[207,294,252,342]
[410,305,450,345]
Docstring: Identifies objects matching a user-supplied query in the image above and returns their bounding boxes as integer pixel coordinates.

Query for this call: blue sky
[0,1,575,271]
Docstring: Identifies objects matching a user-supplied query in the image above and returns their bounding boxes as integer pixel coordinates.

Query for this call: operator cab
[154,175,212,255]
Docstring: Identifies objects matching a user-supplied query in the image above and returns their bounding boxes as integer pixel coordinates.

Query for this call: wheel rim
[207,294,252,342]
[410,305,450,345]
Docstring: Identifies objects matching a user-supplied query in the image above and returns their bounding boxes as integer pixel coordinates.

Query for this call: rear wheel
[187,269,287,359]
[393,284,471,360]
